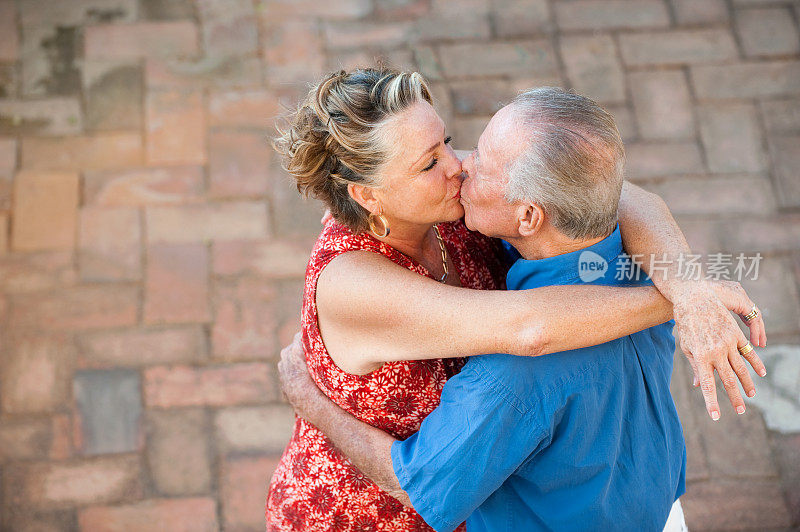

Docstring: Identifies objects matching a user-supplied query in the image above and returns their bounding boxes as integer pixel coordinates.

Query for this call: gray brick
[761,99,800,133]
[625,142,705,178]
[770,135,800,208]
[619,29,738,66]
[492,0,552,37]
[554,0,670,31]
[691,61,800,99]
[644,175,775,215]
[450,79,518,115]
[438,40,558,79]
[698,103,767,173]
[629,70,694,140]
[682,480,792,530]
[214,405,295,454]
[73,369,142,455]
[736,7,800,57]
[740,257,800,336]
[146,408,212,496]
[671,0,728,25]
[560,35,625,104]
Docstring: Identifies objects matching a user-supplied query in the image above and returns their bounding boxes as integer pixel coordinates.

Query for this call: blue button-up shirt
[391,226,686,531]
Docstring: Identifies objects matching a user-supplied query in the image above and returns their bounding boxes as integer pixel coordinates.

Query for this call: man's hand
[672,280,767,421]
[278,332,322,418]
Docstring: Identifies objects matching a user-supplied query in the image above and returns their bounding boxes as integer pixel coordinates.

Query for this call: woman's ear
[347,183,379,214]
[517,203,545,237]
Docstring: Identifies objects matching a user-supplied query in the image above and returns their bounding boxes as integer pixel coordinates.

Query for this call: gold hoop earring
[368,207,390,238]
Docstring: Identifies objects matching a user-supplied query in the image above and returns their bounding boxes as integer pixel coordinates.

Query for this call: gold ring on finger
[743,305,759,322]
[738,343,754,356]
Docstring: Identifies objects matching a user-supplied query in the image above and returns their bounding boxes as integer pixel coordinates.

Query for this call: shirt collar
[506,224,623,290]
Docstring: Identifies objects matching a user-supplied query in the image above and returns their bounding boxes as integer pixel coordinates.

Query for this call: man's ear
[516,203,545,237]
[348,183,379,214]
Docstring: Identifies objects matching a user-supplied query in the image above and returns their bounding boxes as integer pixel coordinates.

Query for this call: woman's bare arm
[317,250,672,374]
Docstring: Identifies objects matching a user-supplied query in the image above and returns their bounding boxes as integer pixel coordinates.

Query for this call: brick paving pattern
[0,0,799,530]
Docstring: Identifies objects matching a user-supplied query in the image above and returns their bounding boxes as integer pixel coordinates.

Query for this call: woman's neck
[373,219,436,265]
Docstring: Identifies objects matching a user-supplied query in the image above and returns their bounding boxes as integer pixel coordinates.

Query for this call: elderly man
[279,88,765,531]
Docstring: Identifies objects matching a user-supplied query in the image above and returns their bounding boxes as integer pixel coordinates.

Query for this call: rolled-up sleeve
[390,360,546,532]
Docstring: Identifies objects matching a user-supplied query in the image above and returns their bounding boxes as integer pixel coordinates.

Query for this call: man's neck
[506,226,607,261]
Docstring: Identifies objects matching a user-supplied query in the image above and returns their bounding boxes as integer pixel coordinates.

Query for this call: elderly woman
[265,68,764,531]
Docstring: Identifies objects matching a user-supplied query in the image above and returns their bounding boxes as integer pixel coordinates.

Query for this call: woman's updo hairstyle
[274,67,433,232]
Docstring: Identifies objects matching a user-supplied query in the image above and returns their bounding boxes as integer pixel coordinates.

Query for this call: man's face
[460,105,527,238]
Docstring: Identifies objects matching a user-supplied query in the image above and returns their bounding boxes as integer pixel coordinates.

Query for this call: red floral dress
[266,218,506,532]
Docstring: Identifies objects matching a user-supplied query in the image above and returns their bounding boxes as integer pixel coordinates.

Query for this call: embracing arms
[317,251,671,374]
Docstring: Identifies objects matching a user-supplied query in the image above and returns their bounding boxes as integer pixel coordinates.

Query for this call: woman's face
[372,101,465,227]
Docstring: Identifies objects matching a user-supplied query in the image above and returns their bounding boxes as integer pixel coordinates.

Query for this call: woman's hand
[278,332,322,419]
[672,280,767,421]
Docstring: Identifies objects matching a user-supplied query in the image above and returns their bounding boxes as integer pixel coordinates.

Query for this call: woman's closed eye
[421,136,452,172]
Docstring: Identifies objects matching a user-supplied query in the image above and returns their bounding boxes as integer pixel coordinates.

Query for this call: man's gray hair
[505,87,625,240]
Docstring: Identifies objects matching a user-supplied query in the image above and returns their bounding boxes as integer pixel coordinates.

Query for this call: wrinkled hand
[278,332,321,416]
[673,280,767,421]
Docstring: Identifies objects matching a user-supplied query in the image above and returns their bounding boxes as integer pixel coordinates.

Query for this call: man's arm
[618,181,767,420]
[279,334,409,504]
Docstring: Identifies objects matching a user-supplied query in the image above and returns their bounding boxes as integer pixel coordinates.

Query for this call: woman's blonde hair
[273,67,433,232]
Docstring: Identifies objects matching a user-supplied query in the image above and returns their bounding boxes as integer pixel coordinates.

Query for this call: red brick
[413,46,444,82]
[146,90,206,166]
[145,201,270,244]
[690,61,800,99]
[439,40,557,79]
[0,98,82,136]
[736,7,800,57]
[145,408,212,495]
[84,22,199,59]
[12,171,79,252]
[78,206,142,281]
[555,0,670,30]
[261,19,325,84]
[50,413,74,460]
[629,70,695,140]
[772,433,800,524]
[4,455,142,510]
[84,166,204,207]
[144,243,211,325]
[698,103,767,173]
[10,285,139,332]
[625,142,705,179]
[493,0,551,37]
[197,0,258,56]
[324,20,414,50]
[374,0,429,19]
[79,498,218,532]
[212,239,312,278]
[0,0,19,61]
[145,56,263,89]
[259,0,373,19]
[214,405,295,454]
[0,418,52,461]
[0,334,73,414]
[0,212,7,254]
[771,135,800,208]
[682,479,792,530]
[276,281,303,348]
[212,278,277,361]
[143,363,276,407]
[0,250,77,293]
[77,326,206,368]
[21,133,144,171]
[0,137,16,172]
[208,130,271,198]
[220,455,282,532]
[451,116,491,150]
[560,35,625,104]
[619,29,738,66]
[208,89,280,128]
[2,510,76,532]
[672,0,728,25]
